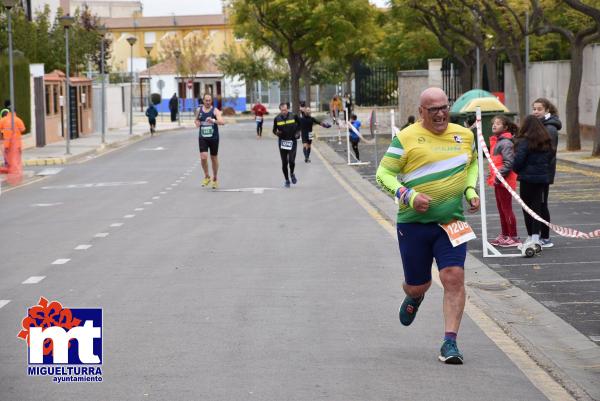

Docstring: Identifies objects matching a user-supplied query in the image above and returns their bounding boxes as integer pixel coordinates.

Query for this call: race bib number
[308,132,314,140]
[280,140,293,150]
[256,116,263,122]
[200,125,214,138]
[439,220,476,247]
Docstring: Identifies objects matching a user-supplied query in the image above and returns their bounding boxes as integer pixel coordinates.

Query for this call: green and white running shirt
[376,122,478,224]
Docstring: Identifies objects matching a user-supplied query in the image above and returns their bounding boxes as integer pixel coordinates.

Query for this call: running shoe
[540,238,554,248]
[489,234,505,246]
[498,237,521,247]
[439,339,463,364]
[201,177,211,187]
[211,180,219,189]
[291,174,298,184]
[399,295,424,326]
[284,180,291,188]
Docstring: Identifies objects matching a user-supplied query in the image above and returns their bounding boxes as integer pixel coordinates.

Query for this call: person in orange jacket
[488,115,520,248]
[0,107,26,169]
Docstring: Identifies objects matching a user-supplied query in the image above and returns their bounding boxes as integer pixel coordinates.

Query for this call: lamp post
[144,44,153,109]
[174,49,181,126]
[97,25,107,144]
[3,0,18,157]
[60,14,75,154]
[126,36,137,135]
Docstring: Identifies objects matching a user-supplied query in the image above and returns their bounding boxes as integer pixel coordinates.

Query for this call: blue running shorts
[396,222,467,286]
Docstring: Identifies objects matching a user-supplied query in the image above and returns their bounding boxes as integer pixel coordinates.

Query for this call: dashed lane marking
[110,223,123,227]
[22,276,46,284]
[134,208,144,211]
[144,202,153,205]
[152,196,160,200]
[94,233,109,238]
[51,258,70,265]
[124,214,135,218]
[75,244,92,250]
[0,300,10,309]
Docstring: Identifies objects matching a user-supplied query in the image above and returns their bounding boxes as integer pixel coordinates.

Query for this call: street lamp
[174,49,181,126]
[3,0,18,160]
[59,14,75,154]
[126,35,137,135]
[144,44,153,109]
[97,25,107,144]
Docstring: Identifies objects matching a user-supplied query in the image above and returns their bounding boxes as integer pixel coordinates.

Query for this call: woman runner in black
[195,93,225,189]
[273,102,300,187]
[299,101,330,163]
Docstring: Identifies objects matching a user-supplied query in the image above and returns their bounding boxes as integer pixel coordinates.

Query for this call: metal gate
[355,64,398,107]
[442,58,462,106]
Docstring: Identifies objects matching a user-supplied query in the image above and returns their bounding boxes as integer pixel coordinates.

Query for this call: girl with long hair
[513,115,553,248]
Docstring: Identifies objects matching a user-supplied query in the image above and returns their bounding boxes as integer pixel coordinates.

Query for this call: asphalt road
[320,132,600,345]
[0,121,570,400]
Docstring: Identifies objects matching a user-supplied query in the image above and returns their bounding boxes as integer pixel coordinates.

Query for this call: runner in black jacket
[273,103,300,187]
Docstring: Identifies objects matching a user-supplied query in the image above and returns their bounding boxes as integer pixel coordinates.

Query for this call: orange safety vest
[0,112,25,149]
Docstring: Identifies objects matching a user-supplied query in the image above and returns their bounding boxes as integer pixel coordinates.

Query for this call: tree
[530,0,599,151]
[553,0,600,156]
[159,31,211,77]
[228,0,378,113]
[217,45,285,103]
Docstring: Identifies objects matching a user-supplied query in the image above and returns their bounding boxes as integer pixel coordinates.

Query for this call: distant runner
[252,101,267,139]
[376,87,479,365]
[195,93,225,189]
[273,102,300,187]
[299,101,330,163]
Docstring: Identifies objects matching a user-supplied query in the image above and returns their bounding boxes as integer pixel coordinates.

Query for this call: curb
[314,140,599,401]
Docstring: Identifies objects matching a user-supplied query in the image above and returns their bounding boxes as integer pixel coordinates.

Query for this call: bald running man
[376,87,480,364]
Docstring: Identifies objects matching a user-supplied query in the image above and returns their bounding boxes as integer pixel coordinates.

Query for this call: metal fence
[355,64,398,107]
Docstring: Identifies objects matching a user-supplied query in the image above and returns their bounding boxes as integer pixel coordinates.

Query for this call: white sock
[532,234,540,243]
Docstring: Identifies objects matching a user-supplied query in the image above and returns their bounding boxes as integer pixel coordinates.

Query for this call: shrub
[150,93,161,105]
[0,52,31,133]
[222,107,236,116]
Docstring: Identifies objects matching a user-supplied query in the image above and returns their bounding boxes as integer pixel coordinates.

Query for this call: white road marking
[590,336,600,342]
[134,208,144,211]
[22,276,46,284]
[172,183,179,187]
[166,188,172,191]
[124,214,135,218]
[534,278,600,284]
[52,258,70,265]
[75,244,92,250]
[42,181,148,190]
[110,223,123,227]
[214,187,276,194]
[159,191,167,195]
[30,202,63,207]
[152,196,159,200]
[557,301,600,305]
[94,233,109,238]
[0,300,10,309]
[36,167,63,176]
[144,202,153,205]
[503,261,600,267]
[141,146,165,151]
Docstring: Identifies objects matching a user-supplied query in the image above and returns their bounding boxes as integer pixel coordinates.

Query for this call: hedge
[0,52,31,134]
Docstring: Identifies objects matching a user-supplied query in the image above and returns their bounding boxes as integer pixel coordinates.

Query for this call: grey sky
[141,0,389,17]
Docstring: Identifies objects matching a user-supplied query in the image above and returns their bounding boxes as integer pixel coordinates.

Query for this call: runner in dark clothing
[273,102,300,187]
[299,102,330,163]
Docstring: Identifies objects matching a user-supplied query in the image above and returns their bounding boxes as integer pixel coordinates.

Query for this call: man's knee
[200,152,209,161]
[403,281,431,298]
[439,267,464,291]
